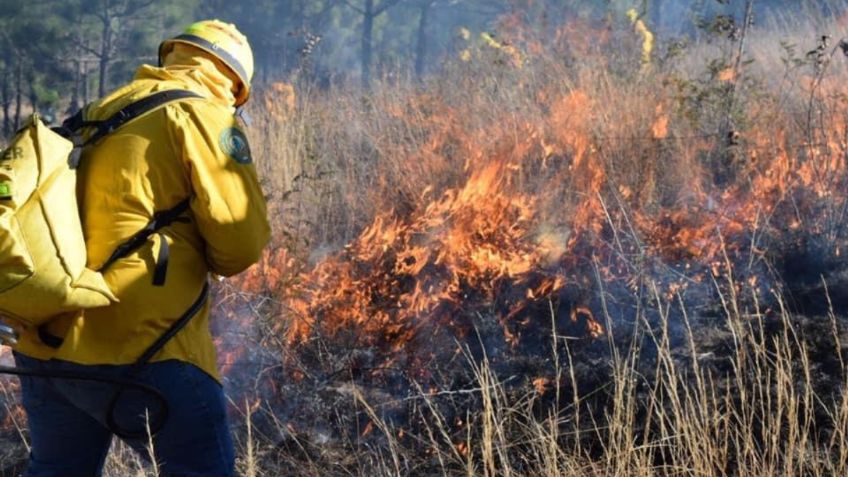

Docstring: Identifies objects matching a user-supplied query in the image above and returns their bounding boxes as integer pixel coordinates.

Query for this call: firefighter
[12,20,270,477]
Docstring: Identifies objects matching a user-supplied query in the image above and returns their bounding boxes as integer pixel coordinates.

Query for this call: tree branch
[311,0,342,30]
[120,0,158,18]
[374,0,404,16]
[70,38,103,59]
[340,0,365,14]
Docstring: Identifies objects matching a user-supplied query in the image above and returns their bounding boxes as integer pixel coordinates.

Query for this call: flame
[284,160,570,352]
[268,68,848,384]
[717,67,737,82]
[532,377,552,395]
[651,105,669,140]
[275,85,622,378]
[263,82,296,121]
[627,9,654,69]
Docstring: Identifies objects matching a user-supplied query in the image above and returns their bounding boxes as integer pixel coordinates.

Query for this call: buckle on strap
[152,233,170,287]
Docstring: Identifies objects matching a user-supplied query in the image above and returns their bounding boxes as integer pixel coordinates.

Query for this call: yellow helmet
[159,20,254,106]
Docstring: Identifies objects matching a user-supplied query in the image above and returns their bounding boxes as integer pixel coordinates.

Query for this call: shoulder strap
[97,197,192,276]
[59,89,204,146]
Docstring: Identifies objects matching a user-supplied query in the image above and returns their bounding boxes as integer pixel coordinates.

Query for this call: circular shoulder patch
[219,127,252,164]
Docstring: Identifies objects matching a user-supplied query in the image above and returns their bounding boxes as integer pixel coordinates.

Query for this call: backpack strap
[97,197,192,278]
[56,90,205,167]
[78,89,205,283]
[85,90,204,146]
[58,110,101,138]
[57,89,204,145]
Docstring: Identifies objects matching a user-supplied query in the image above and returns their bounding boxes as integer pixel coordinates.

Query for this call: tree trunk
[83,61,90,106]
[414,2,431,80]
[69,59,80,116]
[98,9,112,98]
[14,59,22,131]
[361,0,374,88]
[27,73,37,117]
[2,61,10,137]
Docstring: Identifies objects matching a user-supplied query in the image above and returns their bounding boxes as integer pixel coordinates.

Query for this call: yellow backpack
[0,114,116,326]
[0,90,203,336]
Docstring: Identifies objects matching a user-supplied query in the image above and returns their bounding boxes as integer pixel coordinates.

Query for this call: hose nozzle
[0,322,18,346]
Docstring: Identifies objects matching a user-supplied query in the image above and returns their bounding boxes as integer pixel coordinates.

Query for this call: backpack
[0,90,203,330]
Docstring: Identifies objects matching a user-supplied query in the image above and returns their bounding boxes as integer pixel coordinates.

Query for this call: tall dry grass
[224,8,848,477]
[333,286,848,477]
[5,6,845,477]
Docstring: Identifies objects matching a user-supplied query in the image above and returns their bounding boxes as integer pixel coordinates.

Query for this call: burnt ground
[0,431,26,476]
[245,316,845,474]
[229,228,848,474]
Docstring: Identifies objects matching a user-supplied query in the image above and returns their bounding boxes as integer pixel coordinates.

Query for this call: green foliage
[31,81,60,108]
[696,14,739,39]
[671,56,758,136]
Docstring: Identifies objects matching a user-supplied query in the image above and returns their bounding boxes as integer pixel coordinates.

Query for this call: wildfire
[283,158,597,360]
[2,14,848,474]
[181,15,848,434]
[267,70,848,386]
[268,91,607,378]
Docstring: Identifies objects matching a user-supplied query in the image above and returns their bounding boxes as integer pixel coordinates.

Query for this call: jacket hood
[84,44,237,123]
[136,43,238,107]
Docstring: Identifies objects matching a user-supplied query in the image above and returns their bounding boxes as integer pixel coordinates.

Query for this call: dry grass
[87,289,848,477]
[213,287,847,477]
[227,8,848,477]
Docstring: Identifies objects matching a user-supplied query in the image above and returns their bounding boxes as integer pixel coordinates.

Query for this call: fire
[532,377,552,395]
[651,105,669,140]
[275,84,623,380]
[270,63,848,386]
[263,82,296,121]
[284,159,591,356]
[571,307,604,339]
[717,67,737,82]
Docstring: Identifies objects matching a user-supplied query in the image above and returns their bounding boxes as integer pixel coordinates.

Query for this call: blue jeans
[13,353,235,477]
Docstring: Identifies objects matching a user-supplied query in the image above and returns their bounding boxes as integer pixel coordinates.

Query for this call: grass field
[4,6,848,477]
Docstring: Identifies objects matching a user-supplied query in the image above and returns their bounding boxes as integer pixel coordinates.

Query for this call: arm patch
[219,127,252,164]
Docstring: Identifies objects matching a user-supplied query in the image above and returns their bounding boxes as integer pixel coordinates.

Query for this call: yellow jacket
[24,47,270,381]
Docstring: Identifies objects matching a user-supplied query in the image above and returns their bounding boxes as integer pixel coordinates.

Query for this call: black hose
[0,365,169,438]
[0,283,209,440]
